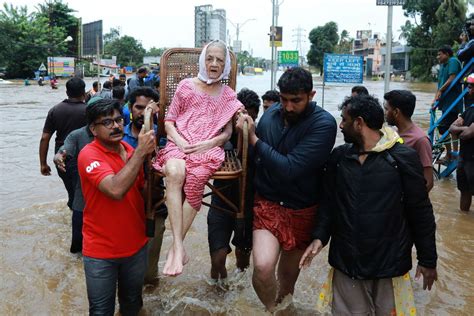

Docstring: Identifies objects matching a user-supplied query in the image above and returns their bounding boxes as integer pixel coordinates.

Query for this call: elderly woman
[153,40,243,276]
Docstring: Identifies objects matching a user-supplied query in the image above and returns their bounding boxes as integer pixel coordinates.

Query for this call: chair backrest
[157,47,237,137]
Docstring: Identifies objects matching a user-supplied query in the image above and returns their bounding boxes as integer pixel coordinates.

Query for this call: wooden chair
[144,47,248,237]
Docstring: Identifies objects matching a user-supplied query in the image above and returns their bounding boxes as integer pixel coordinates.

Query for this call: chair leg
[206,181,239,213]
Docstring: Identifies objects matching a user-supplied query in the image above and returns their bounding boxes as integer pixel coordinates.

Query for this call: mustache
[133,116,144,129]
[110,128,123,136]
[282,110,300,124]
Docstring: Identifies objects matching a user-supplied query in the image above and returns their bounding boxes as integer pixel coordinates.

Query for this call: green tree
[104,27,120,46]
[237,50,251,66]
[335,29,353,54]
[307,22,339,74]
[146,47,167,56]
[402,0,467,80]
[36,0,79,57]
[0,3,67,78]
[235,50,266,71]
[103,28,146,67]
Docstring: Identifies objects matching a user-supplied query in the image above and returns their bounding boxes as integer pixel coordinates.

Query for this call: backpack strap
[383,145,405,203]
[383,150,398,169]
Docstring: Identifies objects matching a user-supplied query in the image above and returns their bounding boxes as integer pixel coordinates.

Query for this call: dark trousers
[83,245,147,316]
[71,210,83,253]
[56,166,75,210]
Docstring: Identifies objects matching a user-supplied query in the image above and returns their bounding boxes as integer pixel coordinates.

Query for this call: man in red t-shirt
[78,98,155,315]
[384,90,434,192]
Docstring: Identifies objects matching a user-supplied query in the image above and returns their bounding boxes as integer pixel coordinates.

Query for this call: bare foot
[163,245,186,276]
[162,248,174,275]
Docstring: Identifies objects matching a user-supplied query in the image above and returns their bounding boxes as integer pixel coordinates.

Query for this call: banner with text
[47,57,75,77]
[323,54,364,84]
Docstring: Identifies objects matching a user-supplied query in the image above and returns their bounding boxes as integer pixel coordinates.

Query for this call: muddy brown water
[0,74,473,315]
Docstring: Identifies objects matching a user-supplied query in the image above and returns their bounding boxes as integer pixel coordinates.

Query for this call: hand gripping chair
[143,48,249,241]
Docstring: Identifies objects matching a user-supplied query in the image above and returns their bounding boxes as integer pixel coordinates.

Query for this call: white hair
[197,40,231,85]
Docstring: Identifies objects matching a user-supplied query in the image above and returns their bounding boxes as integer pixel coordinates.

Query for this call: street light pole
[235,19,256,43]
[223,16,255,53]
[50,36,73,78]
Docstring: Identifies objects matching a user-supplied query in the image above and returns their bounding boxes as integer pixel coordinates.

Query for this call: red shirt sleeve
[413,137,433,168]
[78,145,115,188]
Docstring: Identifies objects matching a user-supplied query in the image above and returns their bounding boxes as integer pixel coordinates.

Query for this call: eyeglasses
[94,116,124,129]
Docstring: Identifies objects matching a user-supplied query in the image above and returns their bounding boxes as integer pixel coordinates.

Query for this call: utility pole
[384,5,393,94]
[96,35,100,86]
[227,29,232,47]
[292,26,306,66]
[376,0,405,93]
[270,0,276,89]
[270,0,283,90]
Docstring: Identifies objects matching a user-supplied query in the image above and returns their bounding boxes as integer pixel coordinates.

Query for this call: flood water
[0,72,473,315]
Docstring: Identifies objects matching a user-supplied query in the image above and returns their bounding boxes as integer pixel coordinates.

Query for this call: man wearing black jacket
[300,94,437,315]
[237,67,337,311]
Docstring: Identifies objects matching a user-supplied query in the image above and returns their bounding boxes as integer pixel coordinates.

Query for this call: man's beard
[385,117,395,126]
[283,110,302,125]
[342,129,361,144]
[133,116,144,129]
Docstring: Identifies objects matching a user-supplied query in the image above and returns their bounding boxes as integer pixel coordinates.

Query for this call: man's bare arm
[436,74,457,100]
[98,129,155,200]
[460,123,474,140]
[39,132,52,175]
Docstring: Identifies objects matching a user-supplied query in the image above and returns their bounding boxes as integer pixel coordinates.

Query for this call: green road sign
[278,51,299,66]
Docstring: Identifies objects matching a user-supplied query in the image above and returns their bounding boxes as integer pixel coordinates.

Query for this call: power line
[292,26,307,65]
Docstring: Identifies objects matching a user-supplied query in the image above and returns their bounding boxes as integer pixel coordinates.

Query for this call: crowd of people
[37,38,473,315]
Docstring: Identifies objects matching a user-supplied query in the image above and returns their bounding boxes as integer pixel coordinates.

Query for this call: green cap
[87,96,103,106]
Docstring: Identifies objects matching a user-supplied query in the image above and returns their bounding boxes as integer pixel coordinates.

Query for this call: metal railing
[428,57,474,178]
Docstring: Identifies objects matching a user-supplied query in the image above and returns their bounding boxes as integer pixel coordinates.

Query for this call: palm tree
[436,0,467,20]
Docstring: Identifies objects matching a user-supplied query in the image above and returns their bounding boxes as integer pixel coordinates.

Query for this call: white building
[143,56,161,66]
[195,5,226,47]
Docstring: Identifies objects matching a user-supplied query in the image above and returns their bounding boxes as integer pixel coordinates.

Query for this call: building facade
[380,44,412,74]
[352,30,383,76]
[195,5,226,47]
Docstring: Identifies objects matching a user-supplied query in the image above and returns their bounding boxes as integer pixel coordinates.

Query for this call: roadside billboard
[83,20,103,56]
[47,57,75,77]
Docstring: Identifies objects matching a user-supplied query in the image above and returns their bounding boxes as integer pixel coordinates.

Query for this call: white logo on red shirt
[86,161,101,173]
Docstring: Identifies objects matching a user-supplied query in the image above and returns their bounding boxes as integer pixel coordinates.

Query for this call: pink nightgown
[153,78,242,210]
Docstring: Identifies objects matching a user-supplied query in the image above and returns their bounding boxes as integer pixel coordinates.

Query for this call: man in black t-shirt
[207,88,260,284]
[39,77,87,209]
[450,75,474,212]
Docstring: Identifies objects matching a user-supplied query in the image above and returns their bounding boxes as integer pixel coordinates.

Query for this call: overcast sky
[13,0,470,58]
